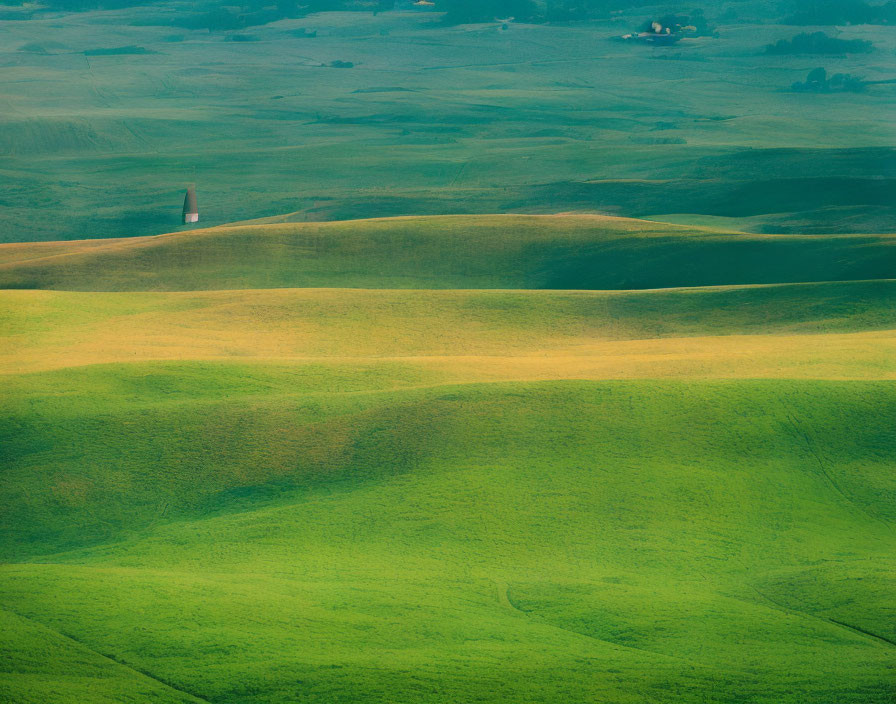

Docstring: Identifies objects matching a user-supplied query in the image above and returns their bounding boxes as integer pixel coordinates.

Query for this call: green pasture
[1,3,895,703]
[2,379,894,703]
[1,231,894,700]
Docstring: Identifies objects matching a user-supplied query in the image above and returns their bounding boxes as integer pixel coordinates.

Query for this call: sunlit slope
[2,381,894,703]
[2,280,894,373]
[1,215,894,291]
[2,277,894,558]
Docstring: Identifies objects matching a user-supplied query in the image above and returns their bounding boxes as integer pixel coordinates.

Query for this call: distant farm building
[618,12,711,46]
[183,186,199,224]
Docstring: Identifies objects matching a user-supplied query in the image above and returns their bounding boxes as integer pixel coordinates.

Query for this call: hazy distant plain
[1,5,895,241]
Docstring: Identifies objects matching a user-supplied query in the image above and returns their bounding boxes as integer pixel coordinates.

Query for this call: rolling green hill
[1,212,894,703]
[1,215,894,291]
[2,379,895,703]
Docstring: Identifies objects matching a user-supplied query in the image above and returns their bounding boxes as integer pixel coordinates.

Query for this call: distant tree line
[32,0,148,8]
[438,0,665,24]
[31,0,376,14]
[766,31,873,54]
[785,0,896,26]
[32,0,666,23]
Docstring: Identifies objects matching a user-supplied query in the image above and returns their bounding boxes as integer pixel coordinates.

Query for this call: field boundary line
[779,400,892,528]
[0,605,215,703]
[737,581,895,651]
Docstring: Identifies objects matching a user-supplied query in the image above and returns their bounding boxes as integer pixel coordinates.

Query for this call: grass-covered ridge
[1,215,894,291]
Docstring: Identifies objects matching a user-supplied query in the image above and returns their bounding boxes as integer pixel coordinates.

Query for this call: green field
[2,2,896,702]
[2,379,894,703]
[1,212,895,703]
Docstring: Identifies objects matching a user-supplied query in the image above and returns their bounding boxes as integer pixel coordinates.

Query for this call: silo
[183,186,199,224]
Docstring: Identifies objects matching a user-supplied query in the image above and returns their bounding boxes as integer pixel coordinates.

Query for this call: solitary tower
[182,186,199,224]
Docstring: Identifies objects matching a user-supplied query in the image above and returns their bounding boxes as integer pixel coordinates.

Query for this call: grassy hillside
[5,359,896,555]
[1,202,895,704]
[1,215,894,291]
[2,380,894,703]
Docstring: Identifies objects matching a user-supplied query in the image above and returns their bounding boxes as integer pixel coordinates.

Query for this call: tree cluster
[791,67,866,92]
[766,31,872,54]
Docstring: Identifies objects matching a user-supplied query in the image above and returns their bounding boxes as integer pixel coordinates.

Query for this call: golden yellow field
[1,285,893,380]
